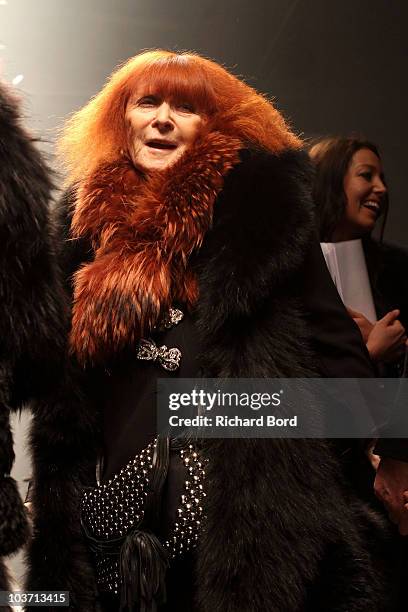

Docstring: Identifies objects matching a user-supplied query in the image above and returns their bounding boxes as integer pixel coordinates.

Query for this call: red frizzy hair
[58,49,302,183]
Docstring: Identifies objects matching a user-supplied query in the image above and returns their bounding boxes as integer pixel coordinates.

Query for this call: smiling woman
[310,136,408,370]
[338,147,387,241]
[309,137,389,243]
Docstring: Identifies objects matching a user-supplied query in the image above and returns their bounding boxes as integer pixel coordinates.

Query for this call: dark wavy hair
[309,136,389,242]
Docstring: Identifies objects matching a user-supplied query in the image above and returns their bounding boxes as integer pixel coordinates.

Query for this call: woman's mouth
[145,139,177,150]
[362,200,381,214]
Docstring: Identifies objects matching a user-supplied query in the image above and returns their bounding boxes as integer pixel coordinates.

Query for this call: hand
[404,490,408,512]
[347,307,374,343]
[366,439,381,471]
[375,458,408,535]
[366,310,407,363]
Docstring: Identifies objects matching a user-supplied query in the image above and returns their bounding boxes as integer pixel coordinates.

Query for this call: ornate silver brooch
[136,308,184,371]
[136,339,182,371]
[155,307,184,331]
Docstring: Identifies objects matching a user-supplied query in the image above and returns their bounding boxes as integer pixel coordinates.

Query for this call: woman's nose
[151,103,174,131]
[373,176,387,196]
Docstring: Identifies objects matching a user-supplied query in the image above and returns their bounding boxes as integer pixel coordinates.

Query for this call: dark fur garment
[27,140,390,610]
[0,81,66,592]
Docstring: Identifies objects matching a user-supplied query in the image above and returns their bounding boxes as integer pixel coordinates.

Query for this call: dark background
[2,0,407,243]
[1,0,407,581]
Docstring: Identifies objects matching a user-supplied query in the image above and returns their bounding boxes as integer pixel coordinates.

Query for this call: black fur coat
[26,140,389,611]
[0,83,66,596]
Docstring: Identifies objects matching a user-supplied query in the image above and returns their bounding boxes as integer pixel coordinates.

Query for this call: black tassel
[119,529,169,612]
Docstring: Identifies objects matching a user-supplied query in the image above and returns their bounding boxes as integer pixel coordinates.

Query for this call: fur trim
[70,132,242,365]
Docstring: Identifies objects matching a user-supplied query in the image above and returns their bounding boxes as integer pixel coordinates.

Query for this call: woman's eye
[360,171,373,181]
[137,96,158,108]
[176,103,195,113]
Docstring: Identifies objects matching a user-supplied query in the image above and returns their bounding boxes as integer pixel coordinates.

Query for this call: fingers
[380,309,401,324]
[393,323,406,343]
[378,311,406,341]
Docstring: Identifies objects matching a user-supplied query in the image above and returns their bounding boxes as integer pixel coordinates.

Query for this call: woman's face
[334,148,387,241]
[125,91,206,172]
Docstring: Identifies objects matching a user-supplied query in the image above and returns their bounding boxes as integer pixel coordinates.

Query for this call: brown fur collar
[69,132,242,364]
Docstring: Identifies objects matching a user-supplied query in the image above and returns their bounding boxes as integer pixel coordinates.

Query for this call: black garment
[374,377,408,462]
[300,236,375,378]
[101,312,200,481]
[101,240,376,474]
[366,239,408,461]
[298,236,381,506]
[28,145,389,611]
[376,438,408,463]
[99,558,194,612]
[364,238,408,381]
[96,223,380,612]
[364,239,408,332]
[0,82,66,596]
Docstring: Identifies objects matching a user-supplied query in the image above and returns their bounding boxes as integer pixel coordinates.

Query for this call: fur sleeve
[0,83,68,404]
[195,148,315,328]
[0,82,69,593]
[194,148,317,378]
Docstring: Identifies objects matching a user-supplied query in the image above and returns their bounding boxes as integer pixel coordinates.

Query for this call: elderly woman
[27,51,387,611]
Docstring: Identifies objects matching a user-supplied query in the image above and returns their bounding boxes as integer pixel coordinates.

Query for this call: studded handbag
[81,436,206,612]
